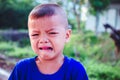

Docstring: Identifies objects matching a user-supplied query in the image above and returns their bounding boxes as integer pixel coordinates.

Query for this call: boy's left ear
[65,29,71,43]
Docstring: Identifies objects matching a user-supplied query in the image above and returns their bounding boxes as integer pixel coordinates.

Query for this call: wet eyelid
[31,33,39,36]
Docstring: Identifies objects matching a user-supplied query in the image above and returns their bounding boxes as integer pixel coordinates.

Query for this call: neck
[36,54,64,65]
[35,54,64,74]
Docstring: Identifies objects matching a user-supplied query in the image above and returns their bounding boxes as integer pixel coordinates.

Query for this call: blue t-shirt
[8,56,88,80]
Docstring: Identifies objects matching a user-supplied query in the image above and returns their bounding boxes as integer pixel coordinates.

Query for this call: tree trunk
[76,13,81,32]
[95,10,100,35]
[115,9,119,28]
[73,0,81,32]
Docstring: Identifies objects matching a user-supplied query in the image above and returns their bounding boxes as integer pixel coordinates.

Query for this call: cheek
[30,39,38,51]
[52,37,66,48]
[53,36,66,44]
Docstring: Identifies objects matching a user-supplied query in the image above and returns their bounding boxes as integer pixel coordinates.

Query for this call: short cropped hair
[29,4,67,19]
[28,3,69,29]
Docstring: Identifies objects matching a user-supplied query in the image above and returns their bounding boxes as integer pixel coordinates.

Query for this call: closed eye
[49,32,58,34]
[31,34,39,36]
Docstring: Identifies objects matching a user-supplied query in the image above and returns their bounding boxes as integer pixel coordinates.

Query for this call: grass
[0,41,35,59]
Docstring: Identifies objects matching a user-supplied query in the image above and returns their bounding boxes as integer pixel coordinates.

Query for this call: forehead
[28,15,67,29]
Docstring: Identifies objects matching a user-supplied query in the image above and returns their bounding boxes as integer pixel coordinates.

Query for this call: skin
[28,14,71,74]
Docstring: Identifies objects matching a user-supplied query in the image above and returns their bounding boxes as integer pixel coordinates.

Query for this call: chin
[38,54,55,60]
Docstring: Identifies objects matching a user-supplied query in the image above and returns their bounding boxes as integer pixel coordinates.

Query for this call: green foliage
[0,0,36,29]
[0,41,35,58]
[89,0,110,11]
[8,47,35,58]
[63,31,116,64]
[68,19,77,30]
[18,38,30,47]
[89,0,110,15]
[0,42,14,52]
[85,60,120,80]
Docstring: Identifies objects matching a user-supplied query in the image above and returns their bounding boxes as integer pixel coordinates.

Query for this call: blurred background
[0,0,120,80]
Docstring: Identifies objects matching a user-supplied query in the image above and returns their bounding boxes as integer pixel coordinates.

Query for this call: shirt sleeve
[8,63,20,80]
[71,60,89,80]
[8,59,28,80]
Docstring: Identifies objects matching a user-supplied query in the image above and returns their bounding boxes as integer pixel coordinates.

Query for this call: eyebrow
[30,30,39,33]
[30,28,58,33]
[47,28,58,32]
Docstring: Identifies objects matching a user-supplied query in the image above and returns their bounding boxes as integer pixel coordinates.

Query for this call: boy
[8,3,88,80]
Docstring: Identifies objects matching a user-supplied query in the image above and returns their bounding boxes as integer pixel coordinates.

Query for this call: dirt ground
[0,74,8,80]
[0,53,19,80]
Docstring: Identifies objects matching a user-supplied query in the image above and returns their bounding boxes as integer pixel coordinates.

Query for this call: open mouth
[39,47,53,51]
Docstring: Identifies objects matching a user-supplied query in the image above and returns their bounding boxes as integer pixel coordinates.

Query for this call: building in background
[86,0,120,32]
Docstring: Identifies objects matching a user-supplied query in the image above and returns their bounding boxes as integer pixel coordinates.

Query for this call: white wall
[85,8,120,32]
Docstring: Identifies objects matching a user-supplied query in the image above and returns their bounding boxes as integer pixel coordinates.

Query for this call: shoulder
[8,57,36,80]
[65,56,88,80]
[17,57,35,65]
[65,56,85,69]
[14,56,36,71]
[17,57,34,65]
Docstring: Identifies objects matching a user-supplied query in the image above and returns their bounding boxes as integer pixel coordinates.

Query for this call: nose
[39,34,49,43]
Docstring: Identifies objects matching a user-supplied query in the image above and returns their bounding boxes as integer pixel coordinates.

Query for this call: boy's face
[28,15,71,60]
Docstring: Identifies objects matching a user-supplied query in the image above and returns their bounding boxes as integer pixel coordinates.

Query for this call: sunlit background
[0,0,120,80]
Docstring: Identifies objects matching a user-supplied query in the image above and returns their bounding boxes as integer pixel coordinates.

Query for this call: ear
[65,29,72,43]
